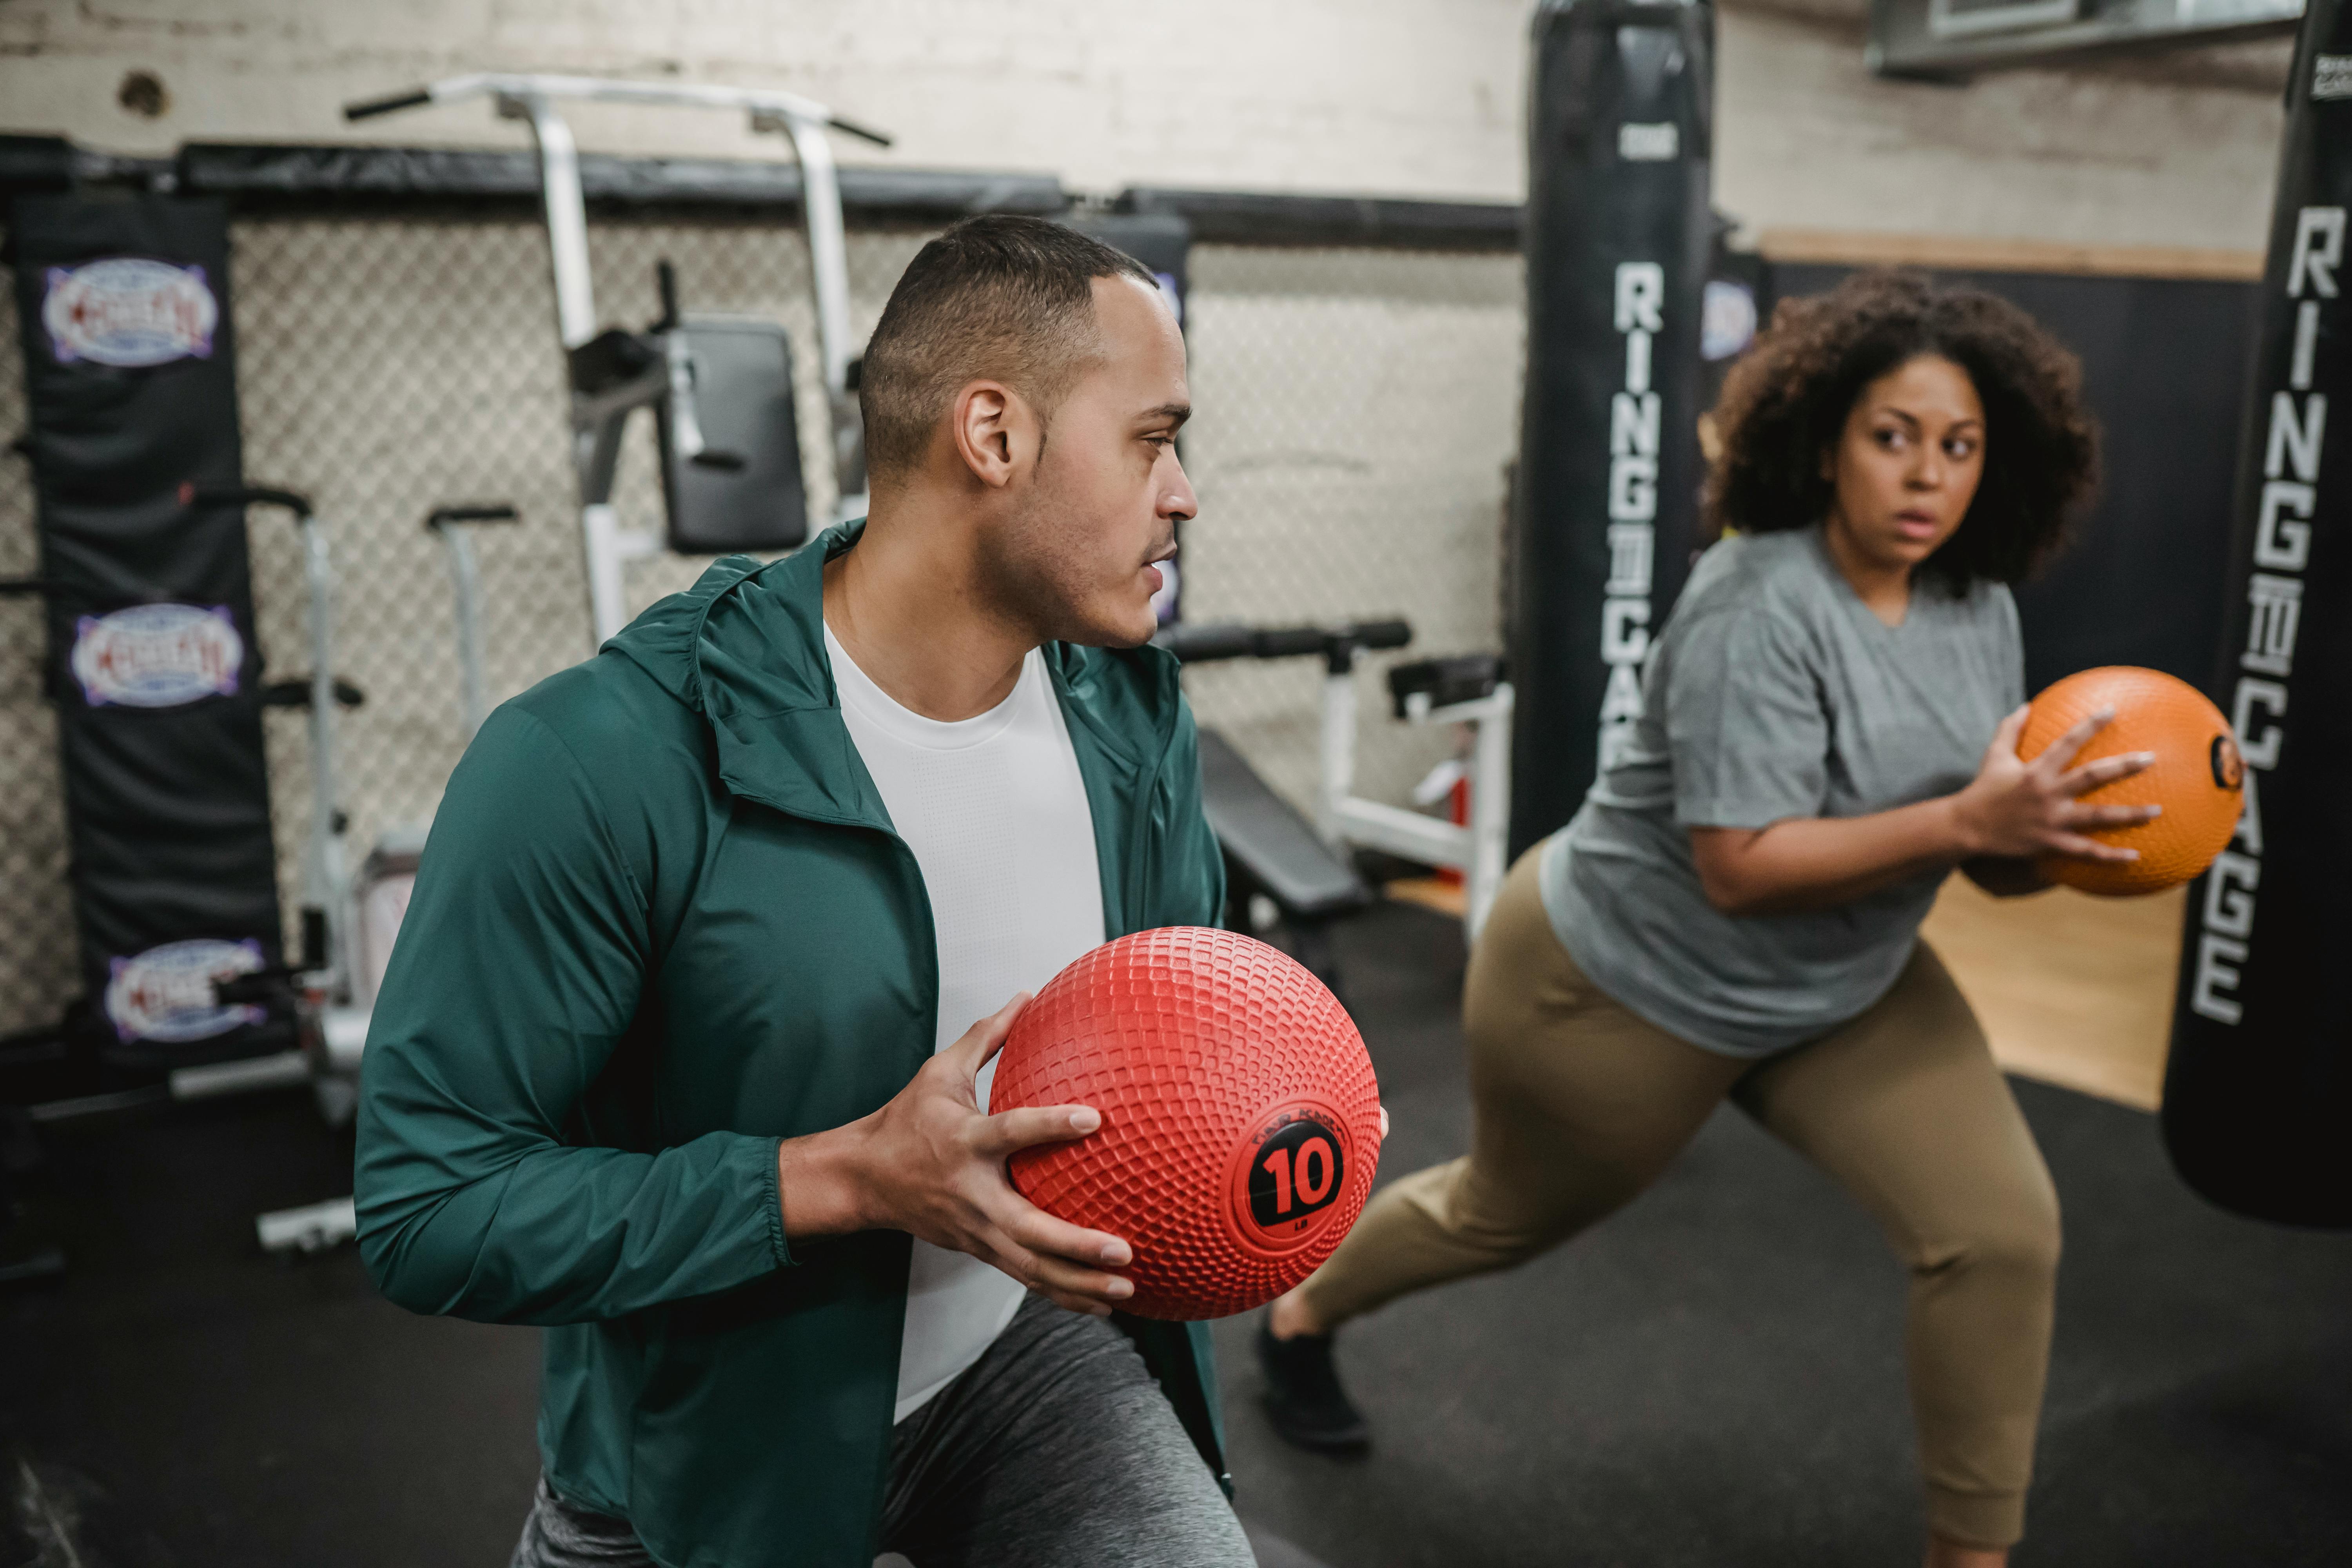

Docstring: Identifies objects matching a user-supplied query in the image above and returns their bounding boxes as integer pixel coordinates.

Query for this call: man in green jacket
[355,216,1255,1568]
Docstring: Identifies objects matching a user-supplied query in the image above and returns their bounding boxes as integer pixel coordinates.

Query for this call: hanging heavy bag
[10,194,287,1070]
[1506,0,1715,859]
[2164,4,2352,1228]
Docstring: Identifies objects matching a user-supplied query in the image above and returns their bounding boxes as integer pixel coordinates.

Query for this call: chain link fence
[0,214,1523,1037]
[1182,243,1522,812]
[0,285,73,1041]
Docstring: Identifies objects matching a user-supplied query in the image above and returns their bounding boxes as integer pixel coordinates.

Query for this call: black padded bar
[1117,186,1523,251]
[1390,652,1505,717]
[1154,622,1257,664]
[175,143,1069,221]
[183,483,314,518]
[261,678,365,710]
[0,135,174,201]
[426,503,521,531]
[0,134,76,197]
[1156,618,1417,665]
[1250,626,1330,660]
[828,115,894,149]
[23,134,1528,250]
[343,88,434,122]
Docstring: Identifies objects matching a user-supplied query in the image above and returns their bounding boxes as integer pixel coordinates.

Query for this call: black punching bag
[2163,5,2352,1227]
[1507,0,1715,860]
[11,196,287,1071]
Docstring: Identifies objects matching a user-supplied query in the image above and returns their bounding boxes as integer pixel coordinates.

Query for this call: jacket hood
[603,520,1189,828]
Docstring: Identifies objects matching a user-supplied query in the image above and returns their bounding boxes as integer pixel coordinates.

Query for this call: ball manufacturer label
[43,258,220,367]
[71,603,243,708]
[2210,733,2246,791]
[104,938,266,1044]
[1227,1103,1350,1257]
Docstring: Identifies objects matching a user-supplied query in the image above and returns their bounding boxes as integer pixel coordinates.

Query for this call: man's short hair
[859,214,1161,481]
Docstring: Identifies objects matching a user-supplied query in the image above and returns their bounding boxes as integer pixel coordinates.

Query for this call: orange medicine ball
[2019,666,2245,897]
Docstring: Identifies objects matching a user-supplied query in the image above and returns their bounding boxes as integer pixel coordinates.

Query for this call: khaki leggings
[1300,847,2061,1550]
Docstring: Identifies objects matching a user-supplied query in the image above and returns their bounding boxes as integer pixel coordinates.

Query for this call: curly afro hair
[1704,269,2098,591]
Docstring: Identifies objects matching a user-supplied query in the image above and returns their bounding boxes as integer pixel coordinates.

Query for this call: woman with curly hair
[1258,270,2139,1566]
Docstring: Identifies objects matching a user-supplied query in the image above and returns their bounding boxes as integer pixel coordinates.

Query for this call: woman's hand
[1950,704,2160,864]
[1689,703,2162,916]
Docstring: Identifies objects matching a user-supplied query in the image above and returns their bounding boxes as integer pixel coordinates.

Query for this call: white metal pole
[777,112,867,524]
[1465,683,1516,942]
[517,95,597,348]
[1319,654,1358,846]
[443,528,489,739]
[580,504,630,647]
[513,94,632,645]
[298,517,348,991]
[779,115,854,399]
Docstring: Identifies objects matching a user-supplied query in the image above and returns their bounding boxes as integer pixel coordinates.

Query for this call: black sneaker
[1256,1316,1370,1454]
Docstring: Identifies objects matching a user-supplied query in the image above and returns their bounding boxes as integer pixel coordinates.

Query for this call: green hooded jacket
[354,522,1229,1568]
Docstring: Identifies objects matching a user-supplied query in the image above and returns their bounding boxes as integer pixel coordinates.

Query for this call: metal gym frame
[1322,652,1514,940]
[345,74,892,644]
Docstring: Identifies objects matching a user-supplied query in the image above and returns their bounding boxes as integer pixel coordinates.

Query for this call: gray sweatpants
[510,1292,1254,1568]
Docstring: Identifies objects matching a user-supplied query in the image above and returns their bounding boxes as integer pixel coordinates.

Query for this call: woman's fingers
[2063,750,2156,796]
[2036,707,2115,775]
[1983,704,2029,767]
[2046,832,2140,863]
[2068,801,2162,829]
[1974,706,2031,782]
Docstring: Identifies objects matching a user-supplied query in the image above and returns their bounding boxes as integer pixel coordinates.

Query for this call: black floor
[5,900,2349,1566]
[1,1091,537,1567]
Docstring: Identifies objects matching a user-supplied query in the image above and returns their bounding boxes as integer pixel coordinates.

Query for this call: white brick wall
[1717,9,2283,252]
[0,0,1528,200]
[0,0,2290,248]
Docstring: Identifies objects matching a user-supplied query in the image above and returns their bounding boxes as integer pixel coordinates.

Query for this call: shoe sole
[1259,1401,1371,1456]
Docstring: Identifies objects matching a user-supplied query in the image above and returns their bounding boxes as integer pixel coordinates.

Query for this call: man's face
[982,275,1194,648]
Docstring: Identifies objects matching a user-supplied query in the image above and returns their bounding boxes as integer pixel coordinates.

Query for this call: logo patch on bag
[1617,122,1679,162]
[43,257,220,367]
[71,603,244,708]
[104,938,266,1044]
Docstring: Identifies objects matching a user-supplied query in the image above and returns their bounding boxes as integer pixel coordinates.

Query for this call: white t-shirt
[824,625,1107,1422]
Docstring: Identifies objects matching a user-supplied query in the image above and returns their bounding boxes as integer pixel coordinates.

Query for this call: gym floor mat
[2,901,2345,1566]
[1217,903,2352,1568]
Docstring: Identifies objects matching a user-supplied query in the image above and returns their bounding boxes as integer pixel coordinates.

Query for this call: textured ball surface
[993,927,1381,1321]
[2020,666,2243,897]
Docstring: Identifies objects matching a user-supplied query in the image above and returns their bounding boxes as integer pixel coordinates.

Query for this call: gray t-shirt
[1538,526,2023,1056]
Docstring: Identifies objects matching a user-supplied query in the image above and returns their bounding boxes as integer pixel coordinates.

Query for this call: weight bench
[1157,620,1417,1002]
[1192,728,1370,998]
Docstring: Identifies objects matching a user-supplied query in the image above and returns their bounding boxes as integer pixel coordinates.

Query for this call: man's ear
[948,379,1036,490]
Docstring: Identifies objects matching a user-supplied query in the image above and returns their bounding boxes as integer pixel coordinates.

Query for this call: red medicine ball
[993,927,1382,1321]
